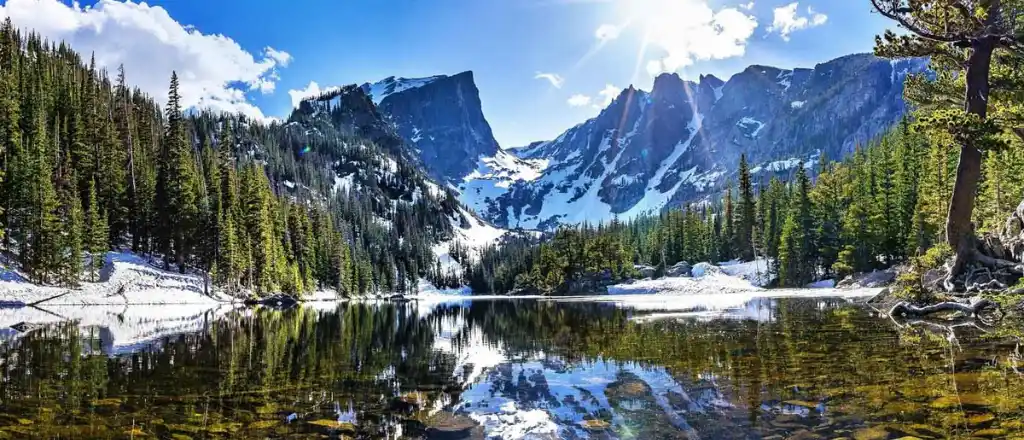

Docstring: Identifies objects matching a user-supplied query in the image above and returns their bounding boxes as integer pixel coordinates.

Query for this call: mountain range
[313,53,928,231]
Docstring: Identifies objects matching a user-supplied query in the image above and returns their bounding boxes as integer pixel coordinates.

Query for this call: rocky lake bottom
[0,293,1022,439]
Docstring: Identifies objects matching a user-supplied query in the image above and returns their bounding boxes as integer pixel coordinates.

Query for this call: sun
[615,0,758,76]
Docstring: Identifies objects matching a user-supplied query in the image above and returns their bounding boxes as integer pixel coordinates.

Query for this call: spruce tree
[24,101,61,284]
[721,185,735,261]
[62,182,84,287]
[812,154,844,278]
[735,154,755,261]
[778,164,815,286]
[86,180,108,282]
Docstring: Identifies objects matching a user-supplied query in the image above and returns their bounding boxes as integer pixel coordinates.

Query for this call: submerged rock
[424,413,482,439]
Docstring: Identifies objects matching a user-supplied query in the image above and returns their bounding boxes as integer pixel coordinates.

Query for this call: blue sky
[1,0,895,147]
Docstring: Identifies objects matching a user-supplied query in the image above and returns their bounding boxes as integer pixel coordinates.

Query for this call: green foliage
[919,242,953,271]
[0,23,451,297]
[735,154,755,261]
[471,114,1007,294]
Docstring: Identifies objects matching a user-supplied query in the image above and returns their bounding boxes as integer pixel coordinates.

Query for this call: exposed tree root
[941,244,1024,293]
[889,298,999,319]
[973,250,1024,274]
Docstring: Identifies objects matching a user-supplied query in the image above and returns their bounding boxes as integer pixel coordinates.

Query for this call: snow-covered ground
[601,259,878,320]
[0,252,236,306]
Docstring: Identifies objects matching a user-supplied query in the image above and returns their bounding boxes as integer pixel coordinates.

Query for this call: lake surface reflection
[0,295,1022,439]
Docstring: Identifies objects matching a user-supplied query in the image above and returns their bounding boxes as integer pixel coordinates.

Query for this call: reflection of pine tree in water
[0,300,1023,438]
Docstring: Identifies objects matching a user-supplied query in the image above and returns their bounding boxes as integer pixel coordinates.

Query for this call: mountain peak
[698,74,724,88]
[360,74,448,104]
[361,69,500,182]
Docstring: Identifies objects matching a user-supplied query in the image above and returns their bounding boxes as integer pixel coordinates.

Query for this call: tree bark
[946,39,994,278]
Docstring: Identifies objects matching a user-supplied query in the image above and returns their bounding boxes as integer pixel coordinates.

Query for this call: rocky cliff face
[465,54,928,229]
[354,54,927,230]
[361,72,501,182]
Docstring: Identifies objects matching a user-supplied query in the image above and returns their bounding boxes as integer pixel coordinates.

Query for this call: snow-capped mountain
[474,54,927,229]
[359,53,927,230]
[360,72,502,182]
[288,85,514,275]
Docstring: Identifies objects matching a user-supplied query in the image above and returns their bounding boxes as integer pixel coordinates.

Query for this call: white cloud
[287,81,340,108]
[595,24,621,42]
[0,0,289,122]
[739,1,755,10]
[264,46,292,67]
[598,84,620,107]
[640,1,758,75]
[768,2,827,41]
[534,72,565,88]
[567,94,592,107]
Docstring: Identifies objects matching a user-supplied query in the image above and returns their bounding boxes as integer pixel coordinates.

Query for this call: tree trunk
[946,39,994,277]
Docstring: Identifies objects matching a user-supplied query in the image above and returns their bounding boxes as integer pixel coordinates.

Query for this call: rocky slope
[491,54,928,229]
[362,54,927,230]
[286,85,512,275]
[361,72,503,182]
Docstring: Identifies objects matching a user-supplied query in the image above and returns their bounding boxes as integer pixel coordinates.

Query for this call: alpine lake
[1,294,1023,439]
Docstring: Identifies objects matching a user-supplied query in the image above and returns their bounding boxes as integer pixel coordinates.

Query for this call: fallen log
[27,290,74,307]
[889,298,998,318]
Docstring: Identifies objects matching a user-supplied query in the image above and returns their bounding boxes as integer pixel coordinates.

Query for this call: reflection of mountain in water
[456,357,734,439]
[0,296,1020,439]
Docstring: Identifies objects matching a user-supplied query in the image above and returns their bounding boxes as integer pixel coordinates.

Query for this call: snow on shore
[602,260,880,321]
[0,252,234,306]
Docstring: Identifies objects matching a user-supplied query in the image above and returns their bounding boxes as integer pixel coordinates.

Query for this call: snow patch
[806,279,836,289]
[737,117,765,138]
[363,75,445,105]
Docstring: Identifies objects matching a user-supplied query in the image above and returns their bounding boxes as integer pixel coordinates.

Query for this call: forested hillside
[0,19,472,296]
[468,119,1024,294]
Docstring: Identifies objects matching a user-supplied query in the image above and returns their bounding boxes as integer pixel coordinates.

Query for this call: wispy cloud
[264,46,293,67]
[567,94,592,107]
[0,0,290,122]
[768,2,827,41]
[739,1,754,10]
[595,24,621,42]
[535,72,565,88]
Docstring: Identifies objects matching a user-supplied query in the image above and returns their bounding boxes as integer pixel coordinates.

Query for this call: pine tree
[62,181,84,287]
[778,164,815,286]
[160,71,200,273]
[721,184,735,261]
[216,209,238,289]
[762,178,785,274]
[812,154,844,277]
[0,19,20,245]
[735,154,755,261]
[86,180,108,282]
[23,99,62,284]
